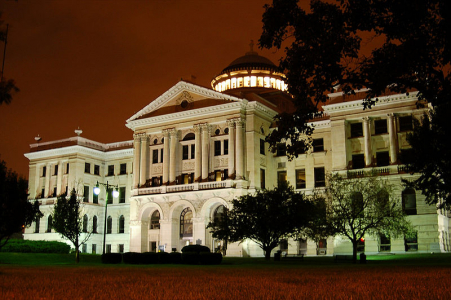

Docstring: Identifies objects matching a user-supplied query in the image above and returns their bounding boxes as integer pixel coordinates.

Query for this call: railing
[345,164,414,178]
[134,180,234,196]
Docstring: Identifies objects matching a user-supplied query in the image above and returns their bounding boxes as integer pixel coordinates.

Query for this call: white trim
[25,145,134,161]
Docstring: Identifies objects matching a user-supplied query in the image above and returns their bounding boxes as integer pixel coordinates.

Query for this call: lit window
[150,211,160,229]
[180,208,193,238]
[296,169,306,189]
[278,171,287,187]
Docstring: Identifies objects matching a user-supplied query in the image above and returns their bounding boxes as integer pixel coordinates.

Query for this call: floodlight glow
[93,186,100,195]
[112,190,119,198]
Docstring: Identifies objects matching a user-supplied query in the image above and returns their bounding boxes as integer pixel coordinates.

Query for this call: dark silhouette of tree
[52,189,92,263]
[323,174,411,263]
[207,183,313,260]
[0,159,42,251]
[260,0,451,206]
[1,13,19,105]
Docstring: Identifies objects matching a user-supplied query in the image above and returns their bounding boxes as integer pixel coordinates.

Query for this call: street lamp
[93,181,119,255]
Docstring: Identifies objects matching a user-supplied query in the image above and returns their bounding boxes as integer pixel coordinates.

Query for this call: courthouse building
[23,48,450,256]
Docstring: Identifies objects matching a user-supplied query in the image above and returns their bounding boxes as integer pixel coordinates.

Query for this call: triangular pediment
[126,81,243,123]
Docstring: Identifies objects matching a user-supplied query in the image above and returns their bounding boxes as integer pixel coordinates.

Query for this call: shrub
[142,252,159,264]
[169,252,182,264]
[181,252,199,265]
[199,252,222,265]
[101,253,122,264]
[158,251,171,264]
[0,240,70,254]
[122,252,143,264]
[181,245,210,254]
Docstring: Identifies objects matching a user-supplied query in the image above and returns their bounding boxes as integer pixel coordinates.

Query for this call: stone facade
[23,53,450,257]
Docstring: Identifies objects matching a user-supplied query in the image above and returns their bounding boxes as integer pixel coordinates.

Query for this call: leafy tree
[207,183,314,260]
[52,189,92,263]
[0,159,42,251]
[260,0,451,206]
[324,174,411,263]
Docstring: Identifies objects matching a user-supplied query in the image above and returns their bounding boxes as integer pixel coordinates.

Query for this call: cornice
[246,101,278,121]
[126,101,247,131]
[323,91,419,114]
[25,145,133,162]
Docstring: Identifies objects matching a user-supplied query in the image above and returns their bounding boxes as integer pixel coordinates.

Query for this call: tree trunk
[352,240,358,264]
[264,248,271,260]
[75,235,79,263]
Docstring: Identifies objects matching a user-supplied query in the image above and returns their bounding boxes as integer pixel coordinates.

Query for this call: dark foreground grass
[1,253,451,299]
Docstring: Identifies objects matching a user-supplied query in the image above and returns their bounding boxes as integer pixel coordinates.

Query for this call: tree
[324,174,411,263]
[260,0,451,206]
[207,183,314,260]
[0,159,42,251]
[0,14,19,105]
[52,189,92,263]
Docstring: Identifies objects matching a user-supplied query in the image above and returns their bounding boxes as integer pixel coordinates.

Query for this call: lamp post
[93,181,119,255]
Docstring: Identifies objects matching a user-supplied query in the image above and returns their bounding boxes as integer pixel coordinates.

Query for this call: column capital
[193,124,202,133]
[226,119,236,127]
[134,132,147,139]
[362,116,370,122]
[387,113,395,118]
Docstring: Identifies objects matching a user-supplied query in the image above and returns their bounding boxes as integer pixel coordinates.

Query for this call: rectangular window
[106,244,111,254]
[295,169,306,189]
[183,145,189,160]
[107,189,113,204]
[92,244,97,254]
[374,119,387,134]
[314,167,326,187]
[350,123,363,138]
[191,144,195,159]
[53,187,57,197]
[42,166,46,177]
[65,186,68,196]
[41,188,45,199]
[223,140,228,155]
[119,187,126,203]
[277,171,287,187]
[379,233,391,252]
[400,148,414,165]
[84,163,90,174]
[215,170,222,181]
[108,165,114,176]
[276,143,286,156]
[214,140,221,156]
[93,193,98,204]
[54,165,58,176]
[120,163,126,175]
[160,148,164,163]
[376,151,390,167]
[223,169,228,180]
[313,138,324,152]
[260,139,265,155]
[118,244,124,253]
[153,149,159,163]
[66,163,69,174]
[352,154,365,169]
[405,232,418,251]
[94,165,100,175]
[260,169,265,189]
[83,186,89,203]
[399,116,413,131]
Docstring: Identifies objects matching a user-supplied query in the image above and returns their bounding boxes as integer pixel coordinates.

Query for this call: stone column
[201,124,210,181]
[362,117,372,167]
[140,135,149,187]
[235,119,245,179]
[56,161,63,195]
[162,130,170,185]
[227,119,236,179]
[194,124,202,182]
[133,135,141,188]
[387,113,397,164]
[44,163,50,197]
[169,129,178,185]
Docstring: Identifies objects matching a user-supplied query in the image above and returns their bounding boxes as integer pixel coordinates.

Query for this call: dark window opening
[119,215,125,233]
[119,187,126,203]
[376,151,390,167]
[94,165,100,175]
[278,171,287,188]
[350,123,363,138]
[183,145,189,160]
[108,165,114,176]
[260,169,265,189]
[107,216,112,234]
[260,139,265,155]
[42,166,46,177]
[83,186,89,203]
[223,140,228,155]
[399,116,413,131]
[54,165,58,176]
[374,119,388,134]
[352,154,365,169]
[313,138,324,152]
[214,140,221,156]
[402,188,417,215]
[180,207,193,238]
[153,149,159,163]
[276,143,286,156]
[150,210,160,229]
[84,163,90,174]
[314,167,325,187]
[120,163,126,175]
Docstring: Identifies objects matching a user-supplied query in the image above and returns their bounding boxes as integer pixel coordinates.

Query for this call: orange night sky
[0,0,309,178]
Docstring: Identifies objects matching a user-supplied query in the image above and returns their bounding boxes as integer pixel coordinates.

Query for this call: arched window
[402,188,417,215]
[150,210,160,229]
[107,216,112,234]
[351,192,364,217]
[46,215,52,233]
[213,205,225,225]
[92,216,98,233]
[180,207,193,238]
[34,217,40,233]
[183,133,195,141]
[83,214,88,233]
[377,190,389,210]
[119,215,125,233]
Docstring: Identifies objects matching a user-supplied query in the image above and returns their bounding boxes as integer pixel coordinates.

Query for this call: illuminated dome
[211,41,288,93]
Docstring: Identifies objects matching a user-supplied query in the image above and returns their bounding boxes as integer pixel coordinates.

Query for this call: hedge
[101,253,122,264]
[0,239,70,254]
[181,245,210,253]
[181,252,222,265]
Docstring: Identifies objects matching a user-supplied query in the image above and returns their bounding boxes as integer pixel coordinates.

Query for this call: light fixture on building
[93,181,119,255]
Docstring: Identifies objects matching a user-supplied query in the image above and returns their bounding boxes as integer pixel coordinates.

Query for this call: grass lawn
[1,253,451,299]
